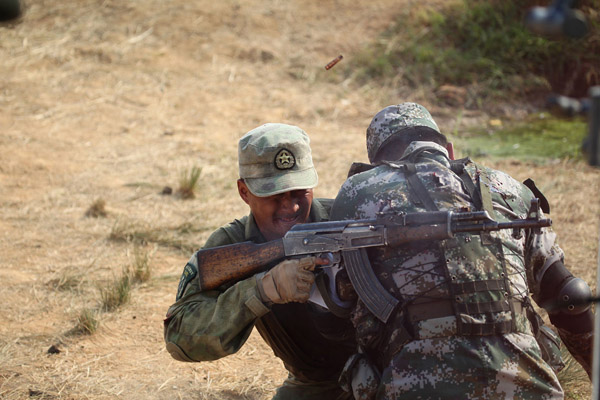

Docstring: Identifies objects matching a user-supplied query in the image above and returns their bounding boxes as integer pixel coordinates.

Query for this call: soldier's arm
[163,229,270,362]
[526,226,594,377]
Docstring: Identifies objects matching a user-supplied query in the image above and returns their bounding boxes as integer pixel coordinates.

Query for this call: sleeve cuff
[245,295,270,317]
[244,275,270,317]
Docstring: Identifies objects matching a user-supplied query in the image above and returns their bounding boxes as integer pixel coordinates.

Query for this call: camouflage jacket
[163,198,356,383]
[331,142,567,399]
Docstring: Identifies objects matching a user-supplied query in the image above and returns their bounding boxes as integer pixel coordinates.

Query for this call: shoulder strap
[477,167,495,217]
[450,158,484,212]
[382,161,439,211]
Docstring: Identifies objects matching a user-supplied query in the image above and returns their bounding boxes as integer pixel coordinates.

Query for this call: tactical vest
[364,156,536,362]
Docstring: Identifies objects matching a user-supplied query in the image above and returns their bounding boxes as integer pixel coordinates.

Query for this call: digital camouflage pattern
[331,141,566,399]
[366,103,440,163]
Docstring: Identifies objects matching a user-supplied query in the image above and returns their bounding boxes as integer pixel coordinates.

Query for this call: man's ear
[446,142,455,160]
[237,179,251,205]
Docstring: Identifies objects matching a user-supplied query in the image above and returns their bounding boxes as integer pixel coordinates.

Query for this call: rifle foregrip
[196,240,286,291]
[386,224,451,246]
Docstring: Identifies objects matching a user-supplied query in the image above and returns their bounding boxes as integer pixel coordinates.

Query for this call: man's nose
[279,192,299,212]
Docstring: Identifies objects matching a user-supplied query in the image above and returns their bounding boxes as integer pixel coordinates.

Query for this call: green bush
[352,0,599,100]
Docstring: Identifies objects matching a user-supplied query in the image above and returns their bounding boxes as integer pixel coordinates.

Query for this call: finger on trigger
[298,256,317,271]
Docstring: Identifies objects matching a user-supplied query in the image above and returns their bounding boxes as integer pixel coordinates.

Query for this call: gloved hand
[257,256,322,304]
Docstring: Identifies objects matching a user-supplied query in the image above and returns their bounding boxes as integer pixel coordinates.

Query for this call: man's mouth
[276,214,300,224]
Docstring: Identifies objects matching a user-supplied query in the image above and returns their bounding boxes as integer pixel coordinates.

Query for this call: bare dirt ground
[1,0,599,399]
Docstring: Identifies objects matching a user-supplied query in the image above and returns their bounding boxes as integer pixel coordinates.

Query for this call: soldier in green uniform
[332,103,593,399]
[164,123,355,400]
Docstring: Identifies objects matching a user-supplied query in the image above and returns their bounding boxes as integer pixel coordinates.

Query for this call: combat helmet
[366,102,440,163]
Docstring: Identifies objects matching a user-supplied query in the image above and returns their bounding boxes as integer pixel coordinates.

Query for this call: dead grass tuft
[129,245,153,284]
[109,219,197,253]
[99,272,132,312]
[557,343,591,397]
[176,166,202,199]
[85,198,107,218]
[47,271,84,292]
[72,308,99,335]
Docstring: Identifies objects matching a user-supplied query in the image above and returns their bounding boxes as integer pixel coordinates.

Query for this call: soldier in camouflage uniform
[331,103,593,399]
[164,123,355,400]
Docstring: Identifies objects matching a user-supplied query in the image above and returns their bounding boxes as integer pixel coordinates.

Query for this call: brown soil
[1,0,598,399]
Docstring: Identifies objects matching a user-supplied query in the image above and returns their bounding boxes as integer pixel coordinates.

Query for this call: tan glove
[257,256,317,304]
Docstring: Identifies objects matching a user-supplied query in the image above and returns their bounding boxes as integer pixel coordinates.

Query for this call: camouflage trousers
[377,334,564,400]
[272,374,352,400]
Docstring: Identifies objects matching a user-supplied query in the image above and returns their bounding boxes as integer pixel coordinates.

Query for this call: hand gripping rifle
[196,199,550,322]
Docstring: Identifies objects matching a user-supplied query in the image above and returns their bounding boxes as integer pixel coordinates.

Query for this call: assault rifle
[196,199,550,322]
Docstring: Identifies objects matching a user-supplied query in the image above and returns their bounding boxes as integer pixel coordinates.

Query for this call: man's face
[237,180,313,241]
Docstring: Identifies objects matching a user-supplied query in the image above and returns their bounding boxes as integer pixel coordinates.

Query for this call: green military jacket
[164,198,356,383]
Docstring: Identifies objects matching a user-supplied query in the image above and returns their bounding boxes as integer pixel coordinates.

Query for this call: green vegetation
[347,0,597,163]
[455,114,588,162]
[72,308,99,335]
[130,245,152,283]
[177,166,202,199]
[99,272,132,312]
[351,0,599,101]
[70,246,155,335]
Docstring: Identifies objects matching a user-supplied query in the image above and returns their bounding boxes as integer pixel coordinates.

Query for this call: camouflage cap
[238,123,318,197]
[366,102,440,163]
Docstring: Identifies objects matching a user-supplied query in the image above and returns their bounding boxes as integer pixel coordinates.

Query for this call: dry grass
[72,308,100,336]
[130,245,153,284]
[0,0,597,399]
[85,199,108,218]
[176,166,202,199]
[99,272,132,312]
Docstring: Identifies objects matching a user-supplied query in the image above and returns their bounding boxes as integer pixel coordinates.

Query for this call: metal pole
[586,86,600,167]
[592,223,600,400]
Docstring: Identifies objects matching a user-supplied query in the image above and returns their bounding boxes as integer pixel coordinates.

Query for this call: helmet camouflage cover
[366,102,440,163]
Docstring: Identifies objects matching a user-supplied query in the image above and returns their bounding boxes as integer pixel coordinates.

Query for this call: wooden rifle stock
[197,240,286,291]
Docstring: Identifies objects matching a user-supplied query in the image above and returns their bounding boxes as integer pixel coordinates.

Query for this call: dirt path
[0,1,598,399]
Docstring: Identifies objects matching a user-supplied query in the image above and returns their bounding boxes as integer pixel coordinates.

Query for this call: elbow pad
[553,277,592,315]
[539,261,592,315]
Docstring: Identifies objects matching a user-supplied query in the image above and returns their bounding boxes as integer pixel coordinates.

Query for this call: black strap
[523,178,551,213]
[452,279,506,294]
[403,163,439,211]
[451,160,484,212]
[381,161,439,211]
[456,299,512,314]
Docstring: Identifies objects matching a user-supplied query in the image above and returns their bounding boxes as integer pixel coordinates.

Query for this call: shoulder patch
[176,262,198,301]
